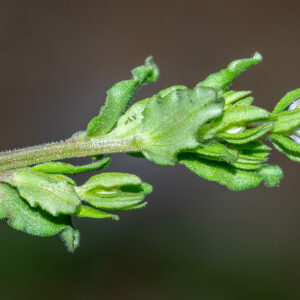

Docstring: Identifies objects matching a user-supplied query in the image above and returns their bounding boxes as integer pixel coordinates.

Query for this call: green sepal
[190,143,238,163]
[223,90,252,106]
[227,140,271,151]
[197,52,262,92]
[0,183,79,252]
[198,105,270,140]
[135,86,224,165]
[74,205,119,221]
[219,122,274,144]
[273,89,300,113]
[9,169,81,216]
[76,173,152,211]
[178,153,282,191]
[32,157,111,174]
[271,134,300,162]
[87,56,159,137]
[232,97,254,107]
[272,108,300,133]
[230,141,270,170]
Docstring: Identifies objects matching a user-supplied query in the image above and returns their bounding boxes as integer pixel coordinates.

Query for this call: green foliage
[32,157,111,174]
[0,183,79,252]
[87,56,159,137]
[197,52,262,92]
[74,205,119,221]
[0,53,299,252]
[9,170,81,216]
[178,153,282,191]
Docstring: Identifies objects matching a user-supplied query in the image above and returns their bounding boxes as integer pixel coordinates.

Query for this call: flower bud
[76,172,152,210]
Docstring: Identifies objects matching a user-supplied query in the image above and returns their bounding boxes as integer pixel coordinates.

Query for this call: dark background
[1,1,300,299]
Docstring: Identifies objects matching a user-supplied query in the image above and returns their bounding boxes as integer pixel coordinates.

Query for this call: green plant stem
[0,134,137,172]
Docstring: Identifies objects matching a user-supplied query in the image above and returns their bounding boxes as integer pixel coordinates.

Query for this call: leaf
[106,85,189,139]
[32,157,111,174]
[219,122,274,144]
[74,205,119,221]
[133,86,224,165]
[0,183,79,252]
[105,98,150,138]
[271,133,300,162]
[198,105,271,140]
[272,108,300,133]
[76,172,152,210]
[273,89,300,113]
[178,153,282,191]
[10,169,81,216]
[87,56,159,137]
[197,52,262,92]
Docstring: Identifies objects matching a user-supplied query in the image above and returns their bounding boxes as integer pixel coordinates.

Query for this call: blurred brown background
[1,0,300,299]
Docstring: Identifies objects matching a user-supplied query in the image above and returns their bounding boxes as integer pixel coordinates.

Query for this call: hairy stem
[0,134,138,171]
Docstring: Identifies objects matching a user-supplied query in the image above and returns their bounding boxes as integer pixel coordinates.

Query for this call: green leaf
[198,105,270,140]
[197,52,262,92]
[76,172,152,210]
[178,153,282,191]
[134,86,224,165]
[271,134,300,162]
[10,169,81,216]
[272,109,300,133]
[87,56,159,137]
[219,122,274,144]
[105,98,150,138]
[0,183,79,252]
[74,205,119,221]
[107,85,189,139]
[273,89,300,113]
[32,157,111,174]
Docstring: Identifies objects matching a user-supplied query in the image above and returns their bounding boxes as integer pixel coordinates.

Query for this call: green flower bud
[76,172,152,210]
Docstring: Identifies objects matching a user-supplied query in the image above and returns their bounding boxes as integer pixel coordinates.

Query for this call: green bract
[0,53,299,252]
